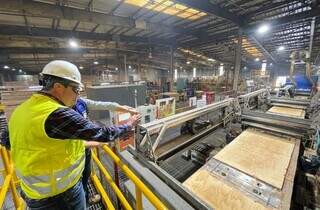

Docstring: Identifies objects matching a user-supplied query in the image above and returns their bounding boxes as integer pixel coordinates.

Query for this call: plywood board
[267,106,305,119]
[184,129,298,210]
[184,169,271,210]
[214,129,295,189]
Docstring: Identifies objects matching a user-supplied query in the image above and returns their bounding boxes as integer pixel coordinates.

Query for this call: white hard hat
[41,60,83,86]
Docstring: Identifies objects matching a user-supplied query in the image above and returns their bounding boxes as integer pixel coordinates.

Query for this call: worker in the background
[74,97,138,204]
[8,60,140,210]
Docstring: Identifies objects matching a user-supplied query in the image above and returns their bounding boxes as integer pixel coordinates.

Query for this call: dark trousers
[82,148,92,201]
[22,180,86,210]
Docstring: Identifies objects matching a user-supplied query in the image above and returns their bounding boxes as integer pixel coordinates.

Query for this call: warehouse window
[275,76,287,88]
[219,64,224,76]
[261,62,267,72]
[261,62,267,76]
[174,69,178,81]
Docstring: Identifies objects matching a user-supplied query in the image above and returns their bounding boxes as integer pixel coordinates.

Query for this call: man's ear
[53,83,64,91]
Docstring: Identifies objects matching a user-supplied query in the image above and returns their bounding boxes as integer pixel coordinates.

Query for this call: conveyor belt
[270,97,310,106]
[242,110,311,129]
[243,110,310,123]
[241,110,312,138]
[159,158,200,182]
[158,127,226,182]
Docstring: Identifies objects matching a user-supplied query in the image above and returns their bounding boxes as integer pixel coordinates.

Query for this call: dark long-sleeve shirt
[45,107,130,141]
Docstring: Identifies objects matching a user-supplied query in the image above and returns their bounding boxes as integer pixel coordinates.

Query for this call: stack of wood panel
[267,106,305,119]
[184,128,299,210]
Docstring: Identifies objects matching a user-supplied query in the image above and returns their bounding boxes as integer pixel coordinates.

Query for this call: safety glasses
[69,84,81,95]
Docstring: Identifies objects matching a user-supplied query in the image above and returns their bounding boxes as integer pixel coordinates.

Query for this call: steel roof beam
[0,25,175,46]
[174,0,276,63]
[174,0,245,25]
[2,0,187,36]
[178,1,320,62]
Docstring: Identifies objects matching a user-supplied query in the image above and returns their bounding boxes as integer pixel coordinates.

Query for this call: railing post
[135,187,142,210]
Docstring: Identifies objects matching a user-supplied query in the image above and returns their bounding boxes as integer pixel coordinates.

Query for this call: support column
[169,46,174,91]
[233,29,242,91]
[309,17,316,56]
[124,54,128,82]
[138,57,141,77]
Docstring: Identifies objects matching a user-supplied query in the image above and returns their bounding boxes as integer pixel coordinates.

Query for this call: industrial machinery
[136,98,237,162]
[268,87,320,119]
[137,104,157,124]
[119,98,238,209]
[277,84,295,98]
[238,88,270,111]
[115,88,319,209]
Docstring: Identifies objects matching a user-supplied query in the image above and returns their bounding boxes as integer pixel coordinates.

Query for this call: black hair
[39,75,72,91]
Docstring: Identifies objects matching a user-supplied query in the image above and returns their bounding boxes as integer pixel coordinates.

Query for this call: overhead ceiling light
[79,66,84,70]
[12,68,16,71]
[186,61,191,64]
[4,65,9,69]
[69,39,79,48]
[128,65,132,69]
[19,69,22,73]
[257,24,270,34]
[278,46,285,51]
[115,67,118,71]
[255,58,260,62]
[93,61,99,65]
[208,58,215,62]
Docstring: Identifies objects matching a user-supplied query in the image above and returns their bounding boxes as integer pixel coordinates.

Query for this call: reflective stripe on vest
[16,155,85,195]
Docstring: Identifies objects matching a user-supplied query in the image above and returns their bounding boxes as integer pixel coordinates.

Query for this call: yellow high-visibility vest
[9,93,85,199]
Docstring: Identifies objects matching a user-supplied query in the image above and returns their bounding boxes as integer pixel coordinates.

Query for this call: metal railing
[0,146,24,210]
[91,145,168,210]
[0,143,167,210]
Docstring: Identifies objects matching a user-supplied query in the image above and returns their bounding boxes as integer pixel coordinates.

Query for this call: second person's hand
[127,114,141,127]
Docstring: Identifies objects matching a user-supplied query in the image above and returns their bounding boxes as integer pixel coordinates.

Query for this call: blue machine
[285,75,318,94]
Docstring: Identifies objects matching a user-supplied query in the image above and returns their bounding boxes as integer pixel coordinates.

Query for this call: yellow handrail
[0,146,24,210]
[101,145,168,210]
[0,174,11,207]
[91,152,133,210]
[0,143,167,210]
[91,174,115,210]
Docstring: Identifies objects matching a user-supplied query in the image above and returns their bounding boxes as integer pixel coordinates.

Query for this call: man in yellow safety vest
[8,60,140,209]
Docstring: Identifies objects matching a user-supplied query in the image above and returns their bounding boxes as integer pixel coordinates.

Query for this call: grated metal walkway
[87,179,105,210]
